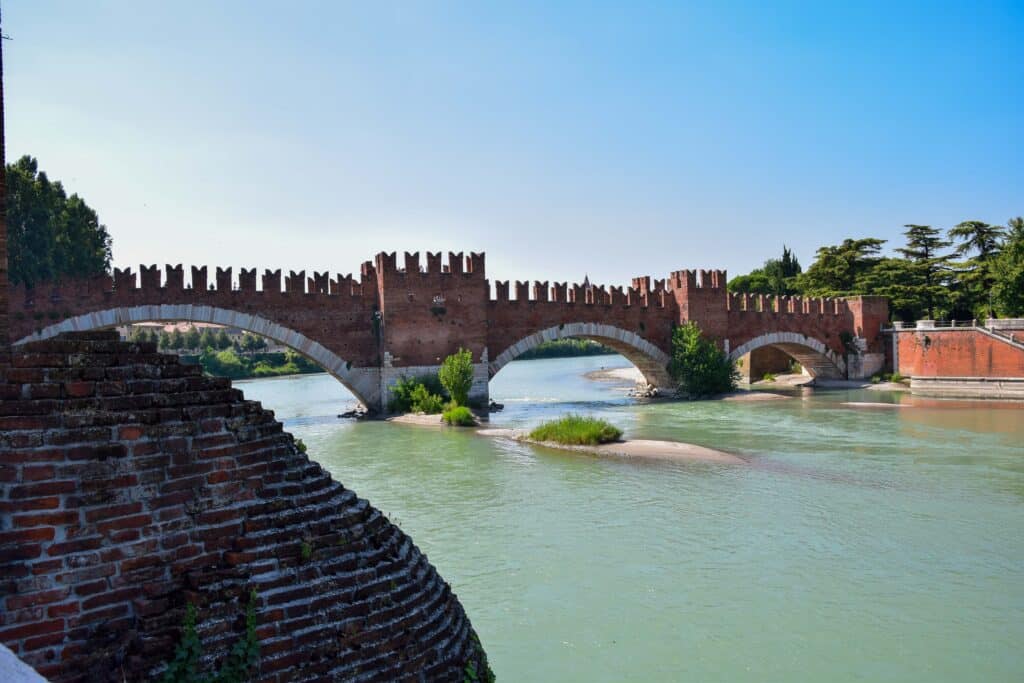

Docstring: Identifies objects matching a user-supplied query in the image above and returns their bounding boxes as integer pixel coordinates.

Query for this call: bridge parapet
[490,276,666,309]
[726,291,845,316]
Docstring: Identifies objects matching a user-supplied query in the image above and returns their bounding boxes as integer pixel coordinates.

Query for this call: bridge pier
[378,349,490,414]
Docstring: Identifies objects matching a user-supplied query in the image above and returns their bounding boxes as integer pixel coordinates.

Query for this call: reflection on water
[236,356,1024,682]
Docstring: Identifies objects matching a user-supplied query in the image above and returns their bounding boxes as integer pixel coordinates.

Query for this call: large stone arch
[14,304,380,408]
[729,331,846,379]
[490,322,674,389]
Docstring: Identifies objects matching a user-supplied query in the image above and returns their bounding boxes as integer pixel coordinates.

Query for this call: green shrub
[409,384,444,414]
[761,372,777,382]
[528,414,622,445]
[439,348,474,406]
[388,374,446,413]
[890,373,907,383]
[442,405,476,426]
[870,375,881,384]
[668,322,738,397]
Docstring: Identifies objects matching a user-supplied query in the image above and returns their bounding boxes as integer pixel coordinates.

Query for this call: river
[236,355,1024,682]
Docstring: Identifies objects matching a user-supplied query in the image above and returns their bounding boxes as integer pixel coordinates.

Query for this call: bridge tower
[373,251,491,409]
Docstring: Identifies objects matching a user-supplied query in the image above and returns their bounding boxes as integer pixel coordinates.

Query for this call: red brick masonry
[0,332,488,682]
[8,253,889,408]
[894,327,1024,378]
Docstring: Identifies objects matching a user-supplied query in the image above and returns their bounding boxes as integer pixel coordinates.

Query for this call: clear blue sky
[5,1,1022,287]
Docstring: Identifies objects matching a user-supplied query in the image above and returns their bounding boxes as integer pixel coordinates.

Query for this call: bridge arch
[729,331,846,379]
[14,304,380,409]
[489,323,674,389]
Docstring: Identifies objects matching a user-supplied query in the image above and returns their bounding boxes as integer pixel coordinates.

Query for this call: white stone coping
[13,304,379,408]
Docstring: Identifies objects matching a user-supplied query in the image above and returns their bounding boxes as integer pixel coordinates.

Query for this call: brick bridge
[8,251,888,411]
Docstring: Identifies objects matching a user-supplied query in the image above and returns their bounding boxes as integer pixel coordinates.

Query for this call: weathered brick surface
[0,332,487,681]
[895,328,1024,377]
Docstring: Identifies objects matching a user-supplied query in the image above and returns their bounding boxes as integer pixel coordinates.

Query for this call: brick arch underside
[729,332,846,378]
[489,323,674,388]
[12,305,379,408]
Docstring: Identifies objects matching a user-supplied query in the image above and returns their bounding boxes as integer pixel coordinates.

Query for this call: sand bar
[477,428,745,464]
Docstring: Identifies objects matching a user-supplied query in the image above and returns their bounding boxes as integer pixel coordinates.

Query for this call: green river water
[237,355,1024,682]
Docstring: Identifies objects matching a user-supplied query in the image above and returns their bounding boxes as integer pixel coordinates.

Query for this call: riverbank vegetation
[388,375,447,414]
[183,349,323,380]
[529,415,622,445]
[669,322,739,397]
[439,348,474,407]
[730,217,1024,320]
[517,338,615,360]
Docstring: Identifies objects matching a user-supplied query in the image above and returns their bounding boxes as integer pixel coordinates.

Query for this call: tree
[992,217,1024,317]
[168,329,184,350]
[183,327,201,351]
[215,329,232,350]
[439,348,474,407]
[727,245,802,296]
[797,238,886,296]
[889,224,953,319]
[199,329,216,350]
[948,220,1006,318]
[668,322,738,397]
[6,155,112,286]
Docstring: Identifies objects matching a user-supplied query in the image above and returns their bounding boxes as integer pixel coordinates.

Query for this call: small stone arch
[490,323,674,389]
[14,304,380,409]
[729,332,846,378]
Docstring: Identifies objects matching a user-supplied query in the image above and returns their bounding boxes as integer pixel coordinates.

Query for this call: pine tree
[894,224,953,319]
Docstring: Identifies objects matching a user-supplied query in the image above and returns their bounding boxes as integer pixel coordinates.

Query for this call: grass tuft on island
[528,415,622,445]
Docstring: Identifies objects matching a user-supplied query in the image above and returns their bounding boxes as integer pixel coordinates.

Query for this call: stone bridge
[8,252,888,411]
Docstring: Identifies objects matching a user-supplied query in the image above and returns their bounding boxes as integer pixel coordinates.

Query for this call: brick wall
[0,332,489,681]
[8,254,891,404]
[896,329,1024,378]
[0,22,8,352]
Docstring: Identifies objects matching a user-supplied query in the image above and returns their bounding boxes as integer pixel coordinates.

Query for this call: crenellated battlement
[373,250,486,279]
[7,252,889,391]
[10,262,381,304]
[727,291,848,316]
[490,275,671,309]
[667,268,728,291]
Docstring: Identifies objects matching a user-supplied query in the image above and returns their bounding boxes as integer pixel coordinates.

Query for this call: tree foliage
[7,155,112,286]
[797,238,886,296]
[439,348,474,407]
[729,217,1023,321]
[992,217,1024,317]
[727,245,801,295]
[668,322,738,398]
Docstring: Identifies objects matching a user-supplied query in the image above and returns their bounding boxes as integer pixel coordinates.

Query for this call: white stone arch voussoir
[14,305,380,409]
[489,322,674,388]
[728,331,846,378]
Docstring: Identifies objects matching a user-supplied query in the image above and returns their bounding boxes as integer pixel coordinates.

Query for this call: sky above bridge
[5,1,1022,287]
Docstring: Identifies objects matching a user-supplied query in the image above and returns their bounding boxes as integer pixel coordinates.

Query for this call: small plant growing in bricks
[294,438,308,454]
[160,590,260,683]
[300,541,313,563]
